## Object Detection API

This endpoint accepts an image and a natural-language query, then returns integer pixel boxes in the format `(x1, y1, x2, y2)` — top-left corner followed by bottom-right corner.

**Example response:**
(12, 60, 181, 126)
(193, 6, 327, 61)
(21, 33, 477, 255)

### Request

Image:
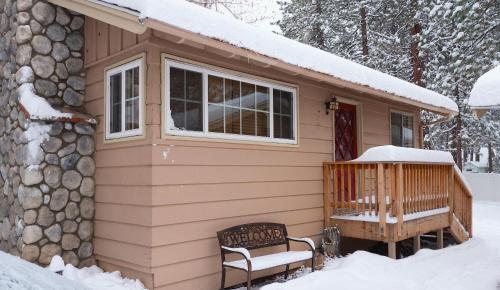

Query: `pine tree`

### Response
(420, 0, 499, 168)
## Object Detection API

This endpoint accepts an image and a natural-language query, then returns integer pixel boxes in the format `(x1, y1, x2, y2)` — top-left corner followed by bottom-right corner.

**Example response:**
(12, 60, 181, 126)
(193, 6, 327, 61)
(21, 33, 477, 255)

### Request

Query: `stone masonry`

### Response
(0, 0, 95, 267)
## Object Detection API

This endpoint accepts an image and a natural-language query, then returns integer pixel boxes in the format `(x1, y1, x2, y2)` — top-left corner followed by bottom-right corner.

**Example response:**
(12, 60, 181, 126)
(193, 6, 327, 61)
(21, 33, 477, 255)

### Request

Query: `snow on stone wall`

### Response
(0, 0, 95, 268)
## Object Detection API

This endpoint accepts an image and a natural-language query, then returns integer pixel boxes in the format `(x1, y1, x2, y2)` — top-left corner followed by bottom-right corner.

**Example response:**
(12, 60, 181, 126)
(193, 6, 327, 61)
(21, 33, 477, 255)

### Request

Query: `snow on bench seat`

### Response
(224, 251, 313, 271)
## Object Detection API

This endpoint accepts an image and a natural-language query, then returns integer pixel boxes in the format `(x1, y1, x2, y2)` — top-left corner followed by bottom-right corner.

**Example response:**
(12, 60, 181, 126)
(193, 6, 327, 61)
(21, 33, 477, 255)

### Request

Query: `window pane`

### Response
(256, 112, 269, 137)
(125, 99, 139, 130)
(225, 79, 240, 107)
(170, 67, 185, 100)
(208, 75, 223, 104)
(281, 115, 293, 139)
(186, 102, 203, 131)
(171, 99, 185, 129)
(242, 109, 256, 136)
(208, 104, 224, 133)
(109, 73, 121, 133)
(391, 112, 402, 146)
(274, 114, 281, 138)
(241, 82, 255, 109)
(273, 89, 280, 113)
(280, 91, 292, 115)
(256, 86, 269, 111)
(125, 67, 139, 100)
(402, 115, 413, 147)
(225, 107, 240, 134)
(186, 70, 202, 102)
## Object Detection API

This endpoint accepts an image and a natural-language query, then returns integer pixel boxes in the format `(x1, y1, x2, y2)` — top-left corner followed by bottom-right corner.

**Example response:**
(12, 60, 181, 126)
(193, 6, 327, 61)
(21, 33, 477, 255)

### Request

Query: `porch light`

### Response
(325, 97, 339, 114)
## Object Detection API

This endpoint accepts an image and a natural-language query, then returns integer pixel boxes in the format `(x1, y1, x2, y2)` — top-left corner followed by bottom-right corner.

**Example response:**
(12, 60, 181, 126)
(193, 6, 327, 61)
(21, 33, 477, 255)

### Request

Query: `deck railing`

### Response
(323, 161, 472, 238)
(452, 168, 473, 236)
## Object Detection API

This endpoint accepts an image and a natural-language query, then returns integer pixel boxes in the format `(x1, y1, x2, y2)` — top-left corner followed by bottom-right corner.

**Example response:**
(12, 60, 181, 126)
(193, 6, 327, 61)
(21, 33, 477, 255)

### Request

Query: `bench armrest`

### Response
(221, 246, 251, 260)
(287, 237, 315, 251)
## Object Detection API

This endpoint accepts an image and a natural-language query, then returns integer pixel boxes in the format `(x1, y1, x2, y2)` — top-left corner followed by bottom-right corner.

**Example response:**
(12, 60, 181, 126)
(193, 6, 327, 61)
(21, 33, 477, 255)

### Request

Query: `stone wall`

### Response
(0, 0, 95, 267)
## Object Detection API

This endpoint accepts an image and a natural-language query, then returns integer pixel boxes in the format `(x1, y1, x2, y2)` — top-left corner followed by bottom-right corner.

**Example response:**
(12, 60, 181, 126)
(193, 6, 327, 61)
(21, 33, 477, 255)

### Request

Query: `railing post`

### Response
(396, 163, 404, 237)
(448, 166, 455, 223)
(377, 163, 386, 237)
(323, 163, 332, 228)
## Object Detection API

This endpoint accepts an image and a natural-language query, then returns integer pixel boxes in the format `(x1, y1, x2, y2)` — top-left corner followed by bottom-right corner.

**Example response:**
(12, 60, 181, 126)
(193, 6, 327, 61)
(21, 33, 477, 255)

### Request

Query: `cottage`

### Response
(0, 0, 472, 289)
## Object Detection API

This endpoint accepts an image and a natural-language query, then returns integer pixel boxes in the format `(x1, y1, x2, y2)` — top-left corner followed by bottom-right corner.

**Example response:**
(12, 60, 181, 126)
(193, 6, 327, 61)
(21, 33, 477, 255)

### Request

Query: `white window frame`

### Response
(164, 58, 298, 145)
(105, 58, 144, 140)
(390, 110, 415, 148)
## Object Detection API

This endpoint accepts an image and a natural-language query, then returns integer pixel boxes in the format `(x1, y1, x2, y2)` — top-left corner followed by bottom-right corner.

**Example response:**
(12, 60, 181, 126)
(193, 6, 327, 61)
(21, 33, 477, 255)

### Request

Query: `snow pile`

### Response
(0, 251, 87, 290)
(46, 256, 147, 290)
(98, 0, 458, 113)
(260, 200, 500, 290)
(350, 145, 455, 164)
(18, 83, 73, 120)
(24, 121, 51, 166)
(468, 65, 500, 108)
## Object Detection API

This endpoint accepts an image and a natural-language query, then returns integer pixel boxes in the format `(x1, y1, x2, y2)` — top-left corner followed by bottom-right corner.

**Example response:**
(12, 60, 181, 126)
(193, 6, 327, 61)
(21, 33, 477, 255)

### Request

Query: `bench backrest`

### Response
(217, 223, 288, 250)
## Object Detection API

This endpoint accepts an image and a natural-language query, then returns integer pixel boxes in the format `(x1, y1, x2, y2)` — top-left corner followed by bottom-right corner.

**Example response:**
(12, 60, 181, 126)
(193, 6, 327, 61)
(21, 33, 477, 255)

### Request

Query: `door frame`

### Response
(333, 97, 363, 161)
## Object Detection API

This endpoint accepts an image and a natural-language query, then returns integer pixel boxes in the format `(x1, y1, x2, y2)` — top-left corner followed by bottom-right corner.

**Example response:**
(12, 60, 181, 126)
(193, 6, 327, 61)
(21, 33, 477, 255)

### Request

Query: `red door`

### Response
(335, 103, 358, 204)
(335, 103, 358, 161)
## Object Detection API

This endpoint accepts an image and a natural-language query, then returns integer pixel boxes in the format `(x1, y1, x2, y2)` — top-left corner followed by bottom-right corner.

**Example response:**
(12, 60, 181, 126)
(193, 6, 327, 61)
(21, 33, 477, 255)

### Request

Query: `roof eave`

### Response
(144, 18, 457, 117)
(50, 0, 457, 117)
(47, 0, 147, 34)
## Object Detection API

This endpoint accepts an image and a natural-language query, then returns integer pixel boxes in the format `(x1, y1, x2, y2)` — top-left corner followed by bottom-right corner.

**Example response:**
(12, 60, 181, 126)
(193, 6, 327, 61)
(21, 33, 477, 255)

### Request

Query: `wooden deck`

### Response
(323, 161, 473, 258)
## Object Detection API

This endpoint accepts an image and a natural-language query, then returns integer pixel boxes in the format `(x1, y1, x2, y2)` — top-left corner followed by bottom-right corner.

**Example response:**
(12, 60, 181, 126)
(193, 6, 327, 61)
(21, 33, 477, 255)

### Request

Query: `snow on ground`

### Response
(469, 65, 500, 109)
(97, 0, 458, 113)
(0, 251, 87, 290)
(61, 263, 146, 290)
(0, 252, 146, 290)
(256, 200, 500, 290)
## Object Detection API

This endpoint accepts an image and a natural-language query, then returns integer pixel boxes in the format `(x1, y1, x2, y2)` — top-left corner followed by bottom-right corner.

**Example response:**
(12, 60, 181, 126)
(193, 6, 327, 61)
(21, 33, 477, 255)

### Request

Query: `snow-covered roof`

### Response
(350, 145, 456, 164)
(468, 65, 500, 109)
(95, 0, 458, 114)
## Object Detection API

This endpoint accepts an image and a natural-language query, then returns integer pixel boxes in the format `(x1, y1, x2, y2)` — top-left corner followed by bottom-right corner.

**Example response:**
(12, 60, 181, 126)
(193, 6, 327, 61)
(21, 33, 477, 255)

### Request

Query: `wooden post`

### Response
(413, 235, 421, 253)
(388, 242, 396, 259)
(396, 163, 404, 238)
(377, 163, 386, 237)
(437, 228, 444, 249)
(323, 164, 332, 228)
(448, 166, 455, 224)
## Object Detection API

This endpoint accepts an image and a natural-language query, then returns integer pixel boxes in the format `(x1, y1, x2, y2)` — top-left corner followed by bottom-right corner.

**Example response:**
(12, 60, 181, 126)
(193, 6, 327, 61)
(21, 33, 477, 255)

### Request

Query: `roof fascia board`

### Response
(47, 0, 147, 34)
(145, 19, 456, 117)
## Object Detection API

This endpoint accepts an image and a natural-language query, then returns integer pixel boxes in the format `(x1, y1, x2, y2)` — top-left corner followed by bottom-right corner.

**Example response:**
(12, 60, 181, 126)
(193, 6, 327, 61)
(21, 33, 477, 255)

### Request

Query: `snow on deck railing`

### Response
(324, 146, 473, 240)
(348, 145, 455, 164)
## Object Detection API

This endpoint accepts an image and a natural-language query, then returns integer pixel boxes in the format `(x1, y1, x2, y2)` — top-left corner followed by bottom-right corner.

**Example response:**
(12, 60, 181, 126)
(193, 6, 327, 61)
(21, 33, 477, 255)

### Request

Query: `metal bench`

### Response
(217, 222, 315, 290)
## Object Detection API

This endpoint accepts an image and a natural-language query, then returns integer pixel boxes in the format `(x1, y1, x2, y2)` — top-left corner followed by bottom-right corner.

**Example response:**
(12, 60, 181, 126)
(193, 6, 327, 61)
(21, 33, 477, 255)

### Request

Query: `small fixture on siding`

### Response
(325, 97, 339, 114)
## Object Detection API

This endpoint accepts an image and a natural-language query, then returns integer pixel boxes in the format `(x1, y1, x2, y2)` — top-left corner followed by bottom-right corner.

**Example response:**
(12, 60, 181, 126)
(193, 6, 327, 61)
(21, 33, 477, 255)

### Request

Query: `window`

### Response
(105, 58, 144, 140)
(165, 59, 297, 144)
(391, 112, 414, 147)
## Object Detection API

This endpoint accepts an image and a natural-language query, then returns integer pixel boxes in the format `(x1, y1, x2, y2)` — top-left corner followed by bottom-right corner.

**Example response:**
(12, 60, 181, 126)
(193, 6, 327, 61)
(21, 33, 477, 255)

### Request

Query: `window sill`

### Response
(164, 129, 298, 146)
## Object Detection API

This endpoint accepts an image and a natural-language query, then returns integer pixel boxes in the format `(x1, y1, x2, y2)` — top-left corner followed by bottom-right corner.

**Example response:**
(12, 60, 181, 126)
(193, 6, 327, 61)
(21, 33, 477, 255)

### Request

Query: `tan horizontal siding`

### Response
(94, 237, 151, 267)
(151, 208, 322, 245)
(95, 220, 152, 246)
(84, 18, 425, 290)
(151, 194, 323, 226)
(150, 180, 322, 205)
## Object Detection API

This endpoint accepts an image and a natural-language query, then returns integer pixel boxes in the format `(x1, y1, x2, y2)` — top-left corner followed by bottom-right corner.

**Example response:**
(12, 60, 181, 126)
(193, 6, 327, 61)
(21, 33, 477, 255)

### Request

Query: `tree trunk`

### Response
(410, 0, 424, 87)
(488, 143, 493, 173)
(311, 0, 325, 48)
(360, 5, 369, 62)
(454, 113, 463, 170)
